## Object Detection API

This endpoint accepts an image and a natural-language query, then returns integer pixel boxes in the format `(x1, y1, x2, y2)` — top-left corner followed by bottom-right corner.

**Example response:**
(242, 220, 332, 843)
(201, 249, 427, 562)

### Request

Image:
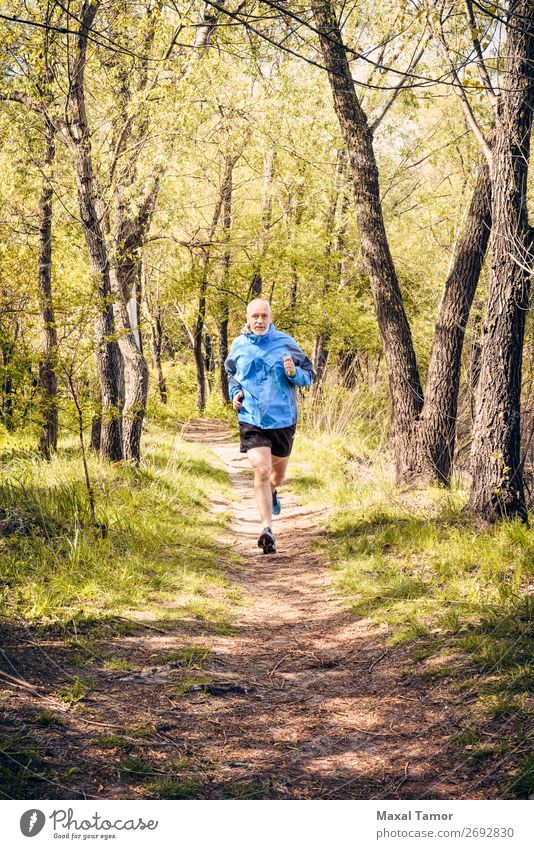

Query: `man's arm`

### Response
(224, 347, 244, 400)
(284, 341, 315, 387)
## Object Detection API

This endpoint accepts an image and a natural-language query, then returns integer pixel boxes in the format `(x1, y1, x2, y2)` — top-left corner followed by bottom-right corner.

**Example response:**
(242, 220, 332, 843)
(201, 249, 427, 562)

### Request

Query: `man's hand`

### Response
(284, 354, 296, 377)
(232, 390, 244, 411)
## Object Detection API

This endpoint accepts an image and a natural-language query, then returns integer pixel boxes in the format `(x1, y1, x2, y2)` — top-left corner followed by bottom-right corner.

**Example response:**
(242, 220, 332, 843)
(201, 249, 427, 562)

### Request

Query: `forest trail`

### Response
(0, 421, 489, 800)
(172, 420, 483, 799)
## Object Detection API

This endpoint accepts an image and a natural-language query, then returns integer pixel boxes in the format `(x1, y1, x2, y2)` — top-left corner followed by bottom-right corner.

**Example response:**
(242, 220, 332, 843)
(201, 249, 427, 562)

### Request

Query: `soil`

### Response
(0, 421, 494, 799)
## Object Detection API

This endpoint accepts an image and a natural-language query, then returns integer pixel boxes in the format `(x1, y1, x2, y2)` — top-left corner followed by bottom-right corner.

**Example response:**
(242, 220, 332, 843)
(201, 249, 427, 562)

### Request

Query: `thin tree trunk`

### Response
(312, 1, 423, 481)
(468, 0, 534, 520)
(219, 303, 230, 403)
(249, 145, 276, 298)
(338, 347, 358, 388)
(151, 314, 167, 404)
(1, 339, 15, 429)
(414, 157, 492, 483)
(112, 182, 158, 461)
(111, 261, 149, 463)
(218, 151, 237, 403)
(37, 116, 58, 459)
(68, 0, 122, 462)
(194, 274, 208, 411)
(313, 148, 346, 386)
(196, 152, 240, 410)
(145, 288, 167, 404)
(288, 181, 305, 313)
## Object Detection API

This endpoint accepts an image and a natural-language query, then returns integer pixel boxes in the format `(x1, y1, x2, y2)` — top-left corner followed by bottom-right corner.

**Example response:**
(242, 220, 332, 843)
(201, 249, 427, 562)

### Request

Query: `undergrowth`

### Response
(0, 422, 238, 628)
(291, 413, 533, 799)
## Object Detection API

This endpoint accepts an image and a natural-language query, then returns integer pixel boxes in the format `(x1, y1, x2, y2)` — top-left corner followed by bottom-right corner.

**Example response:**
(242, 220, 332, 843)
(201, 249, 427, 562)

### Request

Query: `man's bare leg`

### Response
(247, 446, 273, 530)
(271, 454, 290, 492)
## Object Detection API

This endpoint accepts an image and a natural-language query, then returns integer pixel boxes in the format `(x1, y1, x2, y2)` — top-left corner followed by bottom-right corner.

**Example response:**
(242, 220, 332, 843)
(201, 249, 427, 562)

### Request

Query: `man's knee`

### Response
(271, 469, 286, 486)
(253, 463, 271, 482)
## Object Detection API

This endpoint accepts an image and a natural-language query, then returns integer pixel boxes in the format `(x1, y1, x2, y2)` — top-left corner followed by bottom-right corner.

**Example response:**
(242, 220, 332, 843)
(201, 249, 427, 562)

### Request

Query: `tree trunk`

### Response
(468, 306, 483, 422)
(90, 413, 101, 452)
(194, 280, 208, 411)
(149, 305, 167, 404)
(111, 183, 158, 462)
(312, 334, 329, 386)
(288, 181, 305, 313)
(1, 339, 15, 429)
(312, 1, 423, 480)
(218, 151, 236, 403)
(195, 152, 240, 410)
(37, 116, 58, 459)
(68, 0, 122, 462)
(204, 332, 213, 374)
(249, 145, 276, 299)
(111, 261, 149, 463)
(414, 157, 492, 483)
(313, 148, 346, 386)
(219, 305, 230, 403)
(468, 0, 534, 521)
(338, 347, 358, 389)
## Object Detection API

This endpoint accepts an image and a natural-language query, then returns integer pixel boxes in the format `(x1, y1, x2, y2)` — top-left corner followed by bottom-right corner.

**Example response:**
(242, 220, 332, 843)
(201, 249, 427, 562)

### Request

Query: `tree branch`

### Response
(464, 0, 499, 108)
(370, 45, 426, 133)
(437, 22, 493, 165)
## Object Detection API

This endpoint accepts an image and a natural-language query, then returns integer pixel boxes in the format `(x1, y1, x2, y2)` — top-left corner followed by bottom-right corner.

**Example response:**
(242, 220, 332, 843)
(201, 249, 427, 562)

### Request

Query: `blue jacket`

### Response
(224, 323, 315, 429)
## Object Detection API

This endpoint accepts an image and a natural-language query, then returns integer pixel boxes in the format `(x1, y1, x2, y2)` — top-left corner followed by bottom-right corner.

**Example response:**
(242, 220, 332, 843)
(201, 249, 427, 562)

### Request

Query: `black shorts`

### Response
(239, 422, 297, 457)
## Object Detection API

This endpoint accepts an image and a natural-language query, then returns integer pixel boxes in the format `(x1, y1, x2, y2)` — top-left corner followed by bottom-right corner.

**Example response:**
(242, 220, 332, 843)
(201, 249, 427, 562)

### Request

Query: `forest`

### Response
(0, 0, 532, 802)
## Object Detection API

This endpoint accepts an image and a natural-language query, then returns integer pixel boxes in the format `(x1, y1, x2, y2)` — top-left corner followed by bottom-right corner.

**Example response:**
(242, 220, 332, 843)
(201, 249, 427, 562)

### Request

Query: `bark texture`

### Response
(468, 0, 534, 520)
(312, 1, 494, 485)
(414, 157, 492, 483)
(111, 183, 158, 461)
(68, 0, 122, 461)
(312, 1, 423, 479)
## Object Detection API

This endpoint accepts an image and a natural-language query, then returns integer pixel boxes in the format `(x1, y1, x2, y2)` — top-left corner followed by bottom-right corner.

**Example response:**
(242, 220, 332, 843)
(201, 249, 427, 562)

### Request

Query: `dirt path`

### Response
(0, 421, 488, 800)
(165, 420, 482, 799)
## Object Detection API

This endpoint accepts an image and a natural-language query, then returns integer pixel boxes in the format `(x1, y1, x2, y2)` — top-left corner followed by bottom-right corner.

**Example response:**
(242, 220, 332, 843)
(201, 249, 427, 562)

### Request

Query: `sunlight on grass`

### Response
(309, 430, 534, 797)
(0, 424, 240, 628)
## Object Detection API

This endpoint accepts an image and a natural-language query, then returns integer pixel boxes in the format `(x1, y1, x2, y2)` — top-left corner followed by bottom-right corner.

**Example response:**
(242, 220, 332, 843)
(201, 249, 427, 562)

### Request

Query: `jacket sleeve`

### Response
(285, 340, 315, 388)
(224, 346, 243, 400)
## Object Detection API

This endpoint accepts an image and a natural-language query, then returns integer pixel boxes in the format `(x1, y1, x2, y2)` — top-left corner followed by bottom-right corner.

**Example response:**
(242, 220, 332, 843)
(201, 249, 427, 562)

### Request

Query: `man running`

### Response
(224, 299, 315, 554)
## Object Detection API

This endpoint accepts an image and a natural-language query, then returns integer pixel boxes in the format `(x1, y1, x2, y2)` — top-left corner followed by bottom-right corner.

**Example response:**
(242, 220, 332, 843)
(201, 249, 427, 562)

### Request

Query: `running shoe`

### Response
(272, 489, 281, 516)
(258, 527, 276, 554)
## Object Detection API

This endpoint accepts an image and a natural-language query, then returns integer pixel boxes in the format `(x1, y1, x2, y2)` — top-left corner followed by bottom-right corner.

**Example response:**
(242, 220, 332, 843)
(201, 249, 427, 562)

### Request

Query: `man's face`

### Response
(247, 304, 271, 335)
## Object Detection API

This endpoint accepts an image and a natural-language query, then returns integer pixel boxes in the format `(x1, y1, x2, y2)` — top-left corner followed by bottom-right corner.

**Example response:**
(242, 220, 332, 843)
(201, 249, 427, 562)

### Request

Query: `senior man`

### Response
(224, 299, 315, 554)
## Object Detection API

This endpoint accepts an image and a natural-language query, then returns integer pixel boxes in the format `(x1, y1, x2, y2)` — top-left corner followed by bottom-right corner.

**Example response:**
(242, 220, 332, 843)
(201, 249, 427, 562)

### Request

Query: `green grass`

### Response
(55, 676, 89, 705)
(91, 734, 130, 751)
(223, 780, 267, 799)
(31, 710, 67, 729)
(171, 675, 212, 698)
(147, 361, 236, 429)
(289, 413, 533, 798)
(150, 645, 212, 668)
(0, 424, 239, 630)
(0, 734, 48, 797)
(145, 778, 202, 799)
(102, 656, 137, 672)
(118, 755, 155, 778)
